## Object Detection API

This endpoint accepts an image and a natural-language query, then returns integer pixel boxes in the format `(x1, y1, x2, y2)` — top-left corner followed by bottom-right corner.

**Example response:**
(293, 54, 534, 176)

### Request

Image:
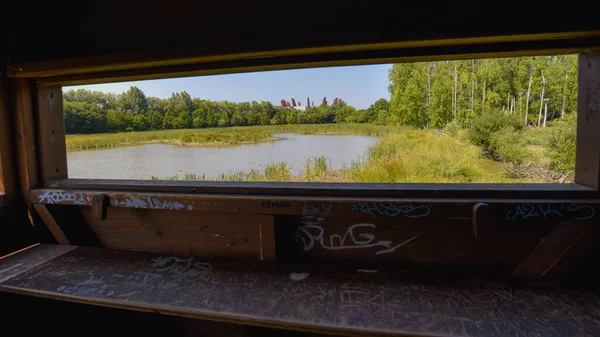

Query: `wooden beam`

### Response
(44, 178, 599, 199)
(36, 84, 67, 182)
(576, 53, 600, 188)
(37, 41, 600, 87)
(91, 194, 108, 221)
(13, 79, 39, 205)
(259, 214, 276, 261)
(32, 204, 70, 245)
(512, 221, 596, 278)
(29, 188, 600, 219)
(0, 76, 17, 202)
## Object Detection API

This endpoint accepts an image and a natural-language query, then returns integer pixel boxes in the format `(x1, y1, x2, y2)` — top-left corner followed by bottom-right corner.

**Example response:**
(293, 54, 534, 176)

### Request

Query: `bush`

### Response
(468, 110, 523, 153)
(443, 121, 460, 138)
(489, 127, 531, 164)
(548, 114, 576, 173)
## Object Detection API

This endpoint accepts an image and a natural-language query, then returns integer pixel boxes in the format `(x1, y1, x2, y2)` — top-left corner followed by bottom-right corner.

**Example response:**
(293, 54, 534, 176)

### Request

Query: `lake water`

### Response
(67, 133, 378, 179)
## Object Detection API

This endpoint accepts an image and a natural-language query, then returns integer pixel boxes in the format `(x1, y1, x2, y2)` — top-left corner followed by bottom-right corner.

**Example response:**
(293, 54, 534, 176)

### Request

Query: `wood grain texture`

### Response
(274, 215, 548, 270)
(1, 245, 600, 337)
(32, 204, 70, 245)
(0, 243, 75, 283)
(36, 84, 67, 182)
(80, 208, 261, 259)
(13, 79, 38, 205)
(576, 53, 600, 188)
(512, 221, 597, 278)
(259, 214, 276, 261)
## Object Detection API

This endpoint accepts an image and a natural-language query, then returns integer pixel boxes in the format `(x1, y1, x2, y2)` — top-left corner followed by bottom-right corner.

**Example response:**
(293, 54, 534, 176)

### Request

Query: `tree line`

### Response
(387, 55, 577, 128)
(63, 87, 381, 134)
(63, 55, 576, 134)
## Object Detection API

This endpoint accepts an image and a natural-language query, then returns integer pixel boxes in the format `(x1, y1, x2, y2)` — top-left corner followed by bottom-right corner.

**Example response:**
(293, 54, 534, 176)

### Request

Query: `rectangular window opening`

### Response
(62, 55, 579, 184)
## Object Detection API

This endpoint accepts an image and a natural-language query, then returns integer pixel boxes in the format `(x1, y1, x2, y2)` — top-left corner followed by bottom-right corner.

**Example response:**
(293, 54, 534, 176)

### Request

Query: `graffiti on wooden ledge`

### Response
(37, 190, 91, 205)
(506, 203, 595, 221)
(302, 203, 333, 216)
(110, 196, 193, 211)
(351, 202, 431, 218)
(296, 217, 418, 256)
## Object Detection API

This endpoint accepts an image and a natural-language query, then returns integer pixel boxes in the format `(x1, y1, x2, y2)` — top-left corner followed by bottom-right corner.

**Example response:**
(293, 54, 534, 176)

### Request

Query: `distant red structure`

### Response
(278, 96, 341, 108)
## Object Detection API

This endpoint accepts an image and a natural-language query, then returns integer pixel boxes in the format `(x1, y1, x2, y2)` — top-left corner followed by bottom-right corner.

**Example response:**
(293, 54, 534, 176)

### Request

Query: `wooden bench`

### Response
(1, 244, 599, 337)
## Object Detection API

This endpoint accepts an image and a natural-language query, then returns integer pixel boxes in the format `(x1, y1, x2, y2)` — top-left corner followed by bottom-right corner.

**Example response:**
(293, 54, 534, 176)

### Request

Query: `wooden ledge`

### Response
(1, 244, 599, 337)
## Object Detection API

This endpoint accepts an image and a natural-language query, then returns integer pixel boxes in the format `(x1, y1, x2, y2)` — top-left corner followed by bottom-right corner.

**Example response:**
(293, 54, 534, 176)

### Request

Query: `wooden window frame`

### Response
(9, 36, 600, 207)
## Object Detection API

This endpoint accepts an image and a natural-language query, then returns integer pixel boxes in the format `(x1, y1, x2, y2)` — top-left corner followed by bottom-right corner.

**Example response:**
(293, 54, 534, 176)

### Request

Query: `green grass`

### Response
(342, 130, 518, 183)
(152, 162, 293, 182)
(521, 127, 554, 147)
(66, 124, 403, 150)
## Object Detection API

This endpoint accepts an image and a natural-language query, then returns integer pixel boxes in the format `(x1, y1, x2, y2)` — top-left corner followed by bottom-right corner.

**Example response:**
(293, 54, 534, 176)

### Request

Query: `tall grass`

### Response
(303, 156, 329, 181)
(152, 162, 293, 182)
(343, 130, 515, 183)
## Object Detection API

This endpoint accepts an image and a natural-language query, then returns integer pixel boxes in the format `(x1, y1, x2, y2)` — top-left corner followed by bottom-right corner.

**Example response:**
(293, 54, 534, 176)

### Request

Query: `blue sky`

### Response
(65, 64, 392, 109)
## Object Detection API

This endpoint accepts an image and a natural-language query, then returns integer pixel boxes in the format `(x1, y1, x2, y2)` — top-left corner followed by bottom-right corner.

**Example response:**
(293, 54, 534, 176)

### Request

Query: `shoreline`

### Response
(67, 137, 284, 151)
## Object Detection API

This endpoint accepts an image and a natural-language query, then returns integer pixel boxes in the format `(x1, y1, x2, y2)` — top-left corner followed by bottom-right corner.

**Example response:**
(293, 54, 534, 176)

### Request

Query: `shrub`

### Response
(548, 114, 576, 173)
(443, 121, 460, 138)
(489, 127, 531, 164)
(468, 110, 522, 153)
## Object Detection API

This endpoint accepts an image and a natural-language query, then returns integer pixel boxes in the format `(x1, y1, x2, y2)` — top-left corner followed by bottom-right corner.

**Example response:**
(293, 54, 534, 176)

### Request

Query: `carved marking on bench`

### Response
(351, 202, 431, 218)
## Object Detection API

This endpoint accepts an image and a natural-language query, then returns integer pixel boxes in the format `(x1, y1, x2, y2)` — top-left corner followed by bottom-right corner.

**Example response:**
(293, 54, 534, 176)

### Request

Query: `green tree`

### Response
(106, 110, 130, 132)
(145, 110, 163, 130)
(131, 114, 149, 131)
(118, 86, 149, 115)
(63, 102, 107, 134)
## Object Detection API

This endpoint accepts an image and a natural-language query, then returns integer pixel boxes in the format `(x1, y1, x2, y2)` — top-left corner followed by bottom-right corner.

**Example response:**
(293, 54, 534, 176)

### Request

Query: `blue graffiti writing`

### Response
(302, 203, 333, 216)
(351, 202, 431, 218)
(506, 203, 595, 221)
(567, 204, 596, 221)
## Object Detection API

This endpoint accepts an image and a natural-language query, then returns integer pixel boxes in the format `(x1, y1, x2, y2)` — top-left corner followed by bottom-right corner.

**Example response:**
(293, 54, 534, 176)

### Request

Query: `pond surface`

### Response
(67, 133, 378, 179)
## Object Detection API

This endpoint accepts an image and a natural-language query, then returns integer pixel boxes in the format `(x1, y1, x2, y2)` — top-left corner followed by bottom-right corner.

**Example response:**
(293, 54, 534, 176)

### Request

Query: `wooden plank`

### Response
(29, 188, 600, 219)
(80, 208, 261, 259)
(44, 179, 599, 199)
(10, 31, 598, 79)
(32, 204, 70, 245)
(36, 84, 67, 182)
(37, 42, 598, 87)
(274, 215, 545, 269)
(91, 194, 108, 221)
(259, 214, 276, 261)
(576, 53, 600, 188)
(0, 243, 76, 283)
(1, 245, 600, 337)
(512, 221, 597, 278)
(0, 76, 17, 202)
(13, 79, 39, 205)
